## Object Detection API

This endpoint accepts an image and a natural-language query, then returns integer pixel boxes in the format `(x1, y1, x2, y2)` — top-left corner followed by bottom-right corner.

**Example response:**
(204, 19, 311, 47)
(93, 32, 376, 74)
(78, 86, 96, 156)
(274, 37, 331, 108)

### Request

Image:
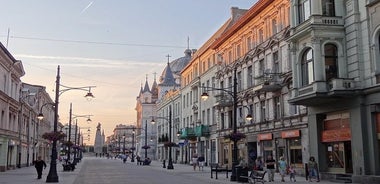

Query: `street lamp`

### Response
(45, 65, 95, 183)
(200, 67, 244, 181)
(131, 130, 135, 162)
(151, 106, 174, 170)
(122, 133, 126, 156)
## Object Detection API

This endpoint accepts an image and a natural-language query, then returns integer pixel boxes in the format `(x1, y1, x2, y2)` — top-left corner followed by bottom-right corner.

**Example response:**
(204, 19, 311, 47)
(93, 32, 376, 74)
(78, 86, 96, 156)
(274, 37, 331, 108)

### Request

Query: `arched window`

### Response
(301, 48, 314, 86)
(324, 44, 338, 80)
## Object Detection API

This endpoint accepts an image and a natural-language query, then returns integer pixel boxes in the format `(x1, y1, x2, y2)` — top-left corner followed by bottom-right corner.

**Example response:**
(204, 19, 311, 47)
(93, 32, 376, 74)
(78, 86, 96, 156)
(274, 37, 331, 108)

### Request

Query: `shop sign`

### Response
(322, 128, 351, 142)
(258, 133, 272, 141)
(281, 130, 300, 138)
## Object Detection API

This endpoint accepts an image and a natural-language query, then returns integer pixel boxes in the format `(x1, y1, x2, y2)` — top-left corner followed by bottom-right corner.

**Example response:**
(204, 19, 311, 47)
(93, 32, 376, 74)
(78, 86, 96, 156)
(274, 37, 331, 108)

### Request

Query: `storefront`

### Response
(281, 130, 303, 167)
(258, 133, 273, 159)
(321, 112, 352, 173)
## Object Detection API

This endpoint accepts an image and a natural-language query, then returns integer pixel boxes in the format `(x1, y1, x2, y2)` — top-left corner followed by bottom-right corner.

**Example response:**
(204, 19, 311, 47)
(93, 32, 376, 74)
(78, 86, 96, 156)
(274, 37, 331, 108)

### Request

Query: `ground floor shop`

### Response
(309, 98, 380, 183)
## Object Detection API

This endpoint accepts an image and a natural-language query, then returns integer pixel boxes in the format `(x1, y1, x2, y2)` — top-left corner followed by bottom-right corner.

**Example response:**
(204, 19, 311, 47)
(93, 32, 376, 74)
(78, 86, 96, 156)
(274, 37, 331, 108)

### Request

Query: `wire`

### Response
(8, 35, 187, 49)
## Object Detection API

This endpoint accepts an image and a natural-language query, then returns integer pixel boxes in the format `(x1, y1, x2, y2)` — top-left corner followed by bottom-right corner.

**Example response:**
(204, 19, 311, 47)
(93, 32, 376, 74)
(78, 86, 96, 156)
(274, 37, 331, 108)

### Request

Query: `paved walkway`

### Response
(0, 156, 351, 184)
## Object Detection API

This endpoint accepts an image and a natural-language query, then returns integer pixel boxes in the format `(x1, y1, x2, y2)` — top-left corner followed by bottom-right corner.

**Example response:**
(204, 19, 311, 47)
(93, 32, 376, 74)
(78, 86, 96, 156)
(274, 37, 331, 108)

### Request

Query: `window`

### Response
(322, 0, 335, 16)
(301, 48, 314, 86)
(237, 44, 241, 58)
(228, 51, 232, 64)
(324, 44, 338, 81)
(273, 51, 279, 73)
(221, 112, 225, 129)
(208, 58, 211, 68)
(247, 37, 252, 51)
(274, 96, 281, 120)
(260, 100, 266, 122)
(237, 71, 242, 91)
(272, 19, 278, 35)
(259, 59, 265, 76)
(298, 0, 311, 23)
(247, 66, 253, 87)
(259, 29, 264, 43)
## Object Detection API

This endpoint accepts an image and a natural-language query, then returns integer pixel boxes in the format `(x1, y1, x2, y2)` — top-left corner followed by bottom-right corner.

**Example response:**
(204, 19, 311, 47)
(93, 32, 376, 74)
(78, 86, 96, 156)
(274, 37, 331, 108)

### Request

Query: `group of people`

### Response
(191, 154, 205, 171)
(254, 155, 319, 182)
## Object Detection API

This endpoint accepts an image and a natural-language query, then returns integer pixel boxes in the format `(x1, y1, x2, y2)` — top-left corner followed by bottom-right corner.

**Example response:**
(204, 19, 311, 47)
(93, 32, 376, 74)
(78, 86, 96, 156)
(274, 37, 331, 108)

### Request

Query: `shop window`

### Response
(289, 139, 303, 164)
(322, 0, 335, 16)
(324, 44, 338, 81)
(326, 142, 345, 168)
(263, 140, 273, 159)
(301, 48, 314, 86)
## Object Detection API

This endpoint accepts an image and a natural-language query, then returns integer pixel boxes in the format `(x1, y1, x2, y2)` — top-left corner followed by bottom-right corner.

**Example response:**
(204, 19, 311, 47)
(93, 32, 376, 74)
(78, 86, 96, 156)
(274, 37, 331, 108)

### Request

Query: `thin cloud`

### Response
(15, 54, 164, 68)
(80, 1, 94, 14)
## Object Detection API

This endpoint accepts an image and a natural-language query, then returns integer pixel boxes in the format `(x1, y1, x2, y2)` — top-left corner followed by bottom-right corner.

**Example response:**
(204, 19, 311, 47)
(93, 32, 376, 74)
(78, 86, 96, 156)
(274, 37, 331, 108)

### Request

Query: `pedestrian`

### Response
(289, 164, 296, 182)
(278, 156, 288, 182)
(33, 156, 47, 179)
(265, 155, 275, 182)
(197, 155, 205, 171)
(308, 156, 320, 182)
(254, 156, 264, 171)
(192, 154, 198, 171)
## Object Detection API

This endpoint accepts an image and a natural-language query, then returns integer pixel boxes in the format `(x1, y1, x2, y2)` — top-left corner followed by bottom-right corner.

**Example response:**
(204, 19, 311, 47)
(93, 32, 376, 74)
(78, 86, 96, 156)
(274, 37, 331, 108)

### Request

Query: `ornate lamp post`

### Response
(42, 65, 95, 183)
(122, 134, 126, 156)
(151, 106, 173, 170)
(200, 67, 251, 181)
(131, 130, 135, 162)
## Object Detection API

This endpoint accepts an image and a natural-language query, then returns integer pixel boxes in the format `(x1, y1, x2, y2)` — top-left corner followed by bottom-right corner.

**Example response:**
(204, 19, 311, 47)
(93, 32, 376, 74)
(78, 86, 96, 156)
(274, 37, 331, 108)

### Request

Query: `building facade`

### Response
(288, 0, 380, 182)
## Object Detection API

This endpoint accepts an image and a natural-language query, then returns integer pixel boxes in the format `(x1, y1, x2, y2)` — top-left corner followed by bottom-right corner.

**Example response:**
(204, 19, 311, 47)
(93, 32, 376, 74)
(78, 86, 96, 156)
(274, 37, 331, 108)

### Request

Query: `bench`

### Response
(62, 163, 75, 171)
(210, 164, 231, 179)
(241, 170, 266, 184)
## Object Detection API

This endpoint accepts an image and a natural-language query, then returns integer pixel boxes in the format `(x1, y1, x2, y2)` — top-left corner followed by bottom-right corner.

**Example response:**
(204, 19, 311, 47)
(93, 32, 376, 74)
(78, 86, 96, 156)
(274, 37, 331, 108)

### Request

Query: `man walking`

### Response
(33, 156, 47, 179)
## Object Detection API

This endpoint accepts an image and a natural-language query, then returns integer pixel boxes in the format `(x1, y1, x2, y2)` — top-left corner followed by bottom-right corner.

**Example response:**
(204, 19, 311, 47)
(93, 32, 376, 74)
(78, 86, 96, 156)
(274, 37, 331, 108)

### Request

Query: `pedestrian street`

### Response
(0, 155, 357, 184)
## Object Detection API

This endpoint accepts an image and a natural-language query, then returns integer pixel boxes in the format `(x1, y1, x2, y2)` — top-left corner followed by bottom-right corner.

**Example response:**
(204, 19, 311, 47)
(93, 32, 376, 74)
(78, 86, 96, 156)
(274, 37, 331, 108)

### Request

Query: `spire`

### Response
(139, 82, 143, 94)
(143, 75, 150, 92)
(185, 37, 192, 57)
(151, 72, 158, 96)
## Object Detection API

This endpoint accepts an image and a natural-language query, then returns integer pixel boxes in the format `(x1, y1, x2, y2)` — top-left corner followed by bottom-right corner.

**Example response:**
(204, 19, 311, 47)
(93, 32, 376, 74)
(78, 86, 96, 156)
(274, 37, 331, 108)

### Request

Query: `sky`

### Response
(0, 0, 256, 145)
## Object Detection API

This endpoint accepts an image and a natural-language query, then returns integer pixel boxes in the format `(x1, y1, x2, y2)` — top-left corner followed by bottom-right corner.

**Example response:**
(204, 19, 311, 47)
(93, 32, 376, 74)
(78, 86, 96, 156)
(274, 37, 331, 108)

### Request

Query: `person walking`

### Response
(278, 156, 288, 182)
(197, 155, 205, 171)
(192, 154, 198, 171)
(308, 156, 320, 182)
(289, 164, 296, 182)
(265, 155, 276, 182)
(33, 156, 47, 179)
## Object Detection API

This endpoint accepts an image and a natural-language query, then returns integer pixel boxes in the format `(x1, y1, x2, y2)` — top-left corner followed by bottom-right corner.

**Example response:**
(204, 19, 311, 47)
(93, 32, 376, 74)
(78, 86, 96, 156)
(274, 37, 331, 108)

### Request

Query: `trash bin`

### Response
(235, 166, 249, 182)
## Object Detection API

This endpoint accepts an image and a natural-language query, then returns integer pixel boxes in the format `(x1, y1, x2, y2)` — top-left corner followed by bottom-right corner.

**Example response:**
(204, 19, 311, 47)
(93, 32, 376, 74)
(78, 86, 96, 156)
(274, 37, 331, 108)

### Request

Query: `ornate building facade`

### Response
(288, 0, 380, 182)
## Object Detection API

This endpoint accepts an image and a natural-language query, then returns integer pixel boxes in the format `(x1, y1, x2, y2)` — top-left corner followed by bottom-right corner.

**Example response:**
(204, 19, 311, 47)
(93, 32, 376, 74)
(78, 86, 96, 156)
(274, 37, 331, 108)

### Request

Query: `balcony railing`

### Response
(180, 127, 195, 139)
(195, 125, 210, 137)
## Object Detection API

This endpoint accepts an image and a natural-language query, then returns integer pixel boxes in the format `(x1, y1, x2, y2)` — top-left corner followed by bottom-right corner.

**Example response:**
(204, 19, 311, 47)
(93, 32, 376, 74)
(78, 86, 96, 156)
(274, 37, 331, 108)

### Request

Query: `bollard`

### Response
(163, 160, 166, 168)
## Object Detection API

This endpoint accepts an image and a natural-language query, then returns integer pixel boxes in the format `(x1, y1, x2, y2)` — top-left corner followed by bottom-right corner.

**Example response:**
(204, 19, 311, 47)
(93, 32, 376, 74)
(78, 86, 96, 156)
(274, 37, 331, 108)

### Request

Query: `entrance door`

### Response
(344, 142, 353, 173)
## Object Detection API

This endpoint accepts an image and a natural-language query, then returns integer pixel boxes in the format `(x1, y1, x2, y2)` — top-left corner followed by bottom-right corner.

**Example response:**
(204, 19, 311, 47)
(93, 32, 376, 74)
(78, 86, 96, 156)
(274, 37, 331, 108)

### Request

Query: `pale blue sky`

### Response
(0, 0, 255, 144)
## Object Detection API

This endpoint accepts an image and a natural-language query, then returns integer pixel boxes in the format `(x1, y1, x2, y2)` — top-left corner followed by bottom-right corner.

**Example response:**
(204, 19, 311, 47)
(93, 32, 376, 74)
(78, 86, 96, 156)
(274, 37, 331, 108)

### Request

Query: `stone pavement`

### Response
(0, 155, 351, 184)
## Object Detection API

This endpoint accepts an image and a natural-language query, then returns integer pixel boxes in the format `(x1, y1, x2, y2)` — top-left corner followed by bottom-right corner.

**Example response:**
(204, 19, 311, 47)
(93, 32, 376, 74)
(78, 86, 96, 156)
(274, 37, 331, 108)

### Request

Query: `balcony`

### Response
(180, 127, 195, 139)
(289, 78, 357, 106)
(214, 92, 233, 107)
(290, 15, 344, 40)
(195, 125, 210, 137)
